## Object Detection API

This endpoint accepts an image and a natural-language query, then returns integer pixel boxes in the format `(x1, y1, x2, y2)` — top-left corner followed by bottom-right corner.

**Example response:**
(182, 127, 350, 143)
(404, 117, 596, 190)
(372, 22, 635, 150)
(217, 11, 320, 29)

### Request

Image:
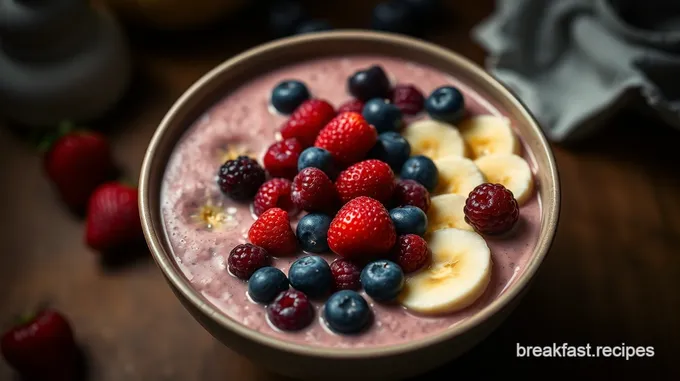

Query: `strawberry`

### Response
(327, 196, 396, 260)
(335, 159, 395, 205)
(314, 112, 377, 167)
(85, 182, 143, 252)
(291, 167, 339, 213)
(248, 208, 298, 256)
(281, 99, 336, 147)
(43, 125, 115, 211)
(1, 308, 78, 381)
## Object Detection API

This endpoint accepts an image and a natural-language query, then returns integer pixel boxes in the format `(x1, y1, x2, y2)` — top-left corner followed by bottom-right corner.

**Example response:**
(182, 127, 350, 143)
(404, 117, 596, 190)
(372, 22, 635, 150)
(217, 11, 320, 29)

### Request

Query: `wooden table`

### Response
(1, 1, 678, 379)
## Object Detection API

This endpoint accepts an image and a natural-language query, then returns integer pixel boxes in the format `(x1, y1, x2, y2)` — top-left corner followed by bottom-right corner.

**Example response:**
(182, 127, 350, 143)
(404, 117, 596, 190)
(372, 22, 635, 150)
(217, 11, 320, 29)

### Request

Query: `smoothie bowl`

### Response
(139, 31, 560, 380)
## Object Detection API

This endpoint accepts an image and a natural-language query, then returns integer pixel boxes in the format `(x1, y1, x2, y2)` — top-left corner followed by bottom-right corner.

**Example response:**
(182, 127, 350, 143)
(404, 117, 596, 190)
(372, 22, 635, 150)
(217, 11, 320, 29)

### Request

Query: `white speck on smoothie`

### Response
(227, 207, 238, 214)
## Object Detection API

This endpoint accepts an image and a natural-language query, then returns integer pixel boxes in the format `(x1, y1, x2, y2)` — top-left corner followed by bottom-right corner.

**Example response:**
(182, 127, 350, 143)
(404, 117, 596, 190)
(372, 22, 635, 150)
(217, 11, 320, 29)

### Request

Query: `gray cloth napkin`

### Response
(471, 0, 680, 142)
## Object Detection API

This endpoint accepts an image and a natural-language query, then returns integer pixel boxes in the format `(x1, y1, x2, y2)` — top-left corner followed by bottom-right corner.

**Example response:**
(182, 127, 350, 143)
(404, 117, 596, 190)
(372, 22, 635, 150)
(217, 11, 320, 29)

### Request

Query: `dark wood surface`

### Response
(1, 0, 678, 379)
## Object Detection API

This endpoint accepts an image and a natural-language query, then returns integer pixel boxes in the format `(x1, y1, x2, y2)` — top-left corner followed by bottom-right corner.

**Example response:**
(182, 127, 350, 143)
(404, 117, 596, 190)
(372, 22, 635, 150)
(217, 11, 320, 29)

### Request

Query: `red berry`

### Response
(44, 130, 115, 211)
(291, 167, 339, 213)
(248, 208, 298, 256)
(330, 258, 361, 290)
(85, 182, 142, 252)
(227, 243, 270, 279)
(393, 179, 431, 212)
(281, 99, 336, 147)
(1, 308, 78, 380)
(337, 99, 365, 113)
(390, 84, 425, 115)
(464, 183, 519, 235)
(267, 290, 314, 331)
(314, 112, 377, 166)
(253, 178, 296, 216)
(335, 159, 395, 205)
(263, 138, 304, 180)
(391, 234, 430, 273)
(327, 196, 396, 260)
(217, 156, 266, 201)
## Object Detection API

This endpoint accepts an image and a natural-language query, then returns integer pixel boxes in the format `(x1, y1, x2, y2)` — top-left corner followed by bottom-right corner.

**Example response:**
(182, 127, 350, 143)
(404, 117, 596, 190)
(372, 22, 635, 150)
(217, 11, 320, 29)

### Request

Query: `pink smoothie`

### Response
(160, 56, 542, 348)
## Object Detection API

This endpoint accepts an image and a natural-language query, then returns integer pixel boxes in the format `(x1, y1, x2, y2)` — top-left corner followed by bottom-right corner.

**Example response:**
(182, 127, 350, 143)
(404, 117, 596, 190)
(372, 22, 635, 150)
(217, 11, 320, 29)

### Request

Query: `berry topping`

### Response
(337, 99, 365, 114)
(248, 208, 298, 256)
(291, 167, 339, 213)
(362, 98, 403, 133)
(281, 99, 336, 147)
(263, 138, 304, 180)
(228, 243, 271, 280)
(330, 258, 362, 291)
(217, 156, 266, 201)
(297, 146, 335, 177)
(253, 178, 296, 216)
(314, 112, 378, 166)
(390, 84, 425, 115)
(347, 65, 391, 101)
(425, 86, 465, 124)
(267, 0, 308, 37)
(391, 234, 430, 273)
(296, 213, 333, 253)
(335, 159, 395, 205)
(360, 260, 405, 302)
(248, 267, 290, 304)
(463, 183, 519, 235)
(392, 179, 431, 212)
(389, 206, 428, 236)
(368, 131, 411, 172)
(267, 290, 314, 331)
(85, 182, 142, 253)
(400, 155, 438, 192)
(271, 80, 310, 114)
(296, 19, 333, 34)
(288, 255, 333, 298)
(371, 1, 417, 35)
(327, 196, 397, 260)
(323, 290, 371, 334)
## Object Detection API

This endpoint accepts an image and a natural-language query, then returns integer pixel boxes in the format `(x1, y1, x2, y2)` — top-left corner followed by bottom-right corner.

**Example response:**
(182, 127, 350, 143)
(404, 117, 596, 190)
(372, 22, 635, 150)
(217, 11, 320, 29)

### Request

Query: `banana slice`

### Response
(433, 156, 485, 196)
(402, 120, 467, 160)
(427, 194, 474, 234)
(459, 115, 520, 159)
(399, 228, 491, 314)
(474, 153, 534, 205)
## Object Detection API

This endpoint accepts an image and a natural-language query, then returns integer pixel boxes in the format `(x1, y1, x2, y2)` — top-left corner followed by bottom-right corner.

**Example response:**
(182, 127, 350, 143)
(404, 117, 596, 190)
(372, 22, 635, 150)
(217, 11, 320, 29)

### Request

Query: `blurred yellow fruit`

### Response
(105, 0, 247, 29)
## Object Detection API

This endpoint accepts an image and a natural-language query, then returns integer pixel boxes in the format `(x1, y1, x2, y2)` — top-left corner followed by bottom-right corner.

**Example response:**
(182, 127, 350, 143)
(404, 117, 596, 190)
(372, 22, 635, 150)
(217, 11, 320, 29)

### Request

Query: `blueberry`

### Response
(347, 65, 391, 101)
(362, 98, 403, 133)
(360, 260, 404, 302)
(296, 19, 333, 34)
(268, 1, 308, 37)
(271, 80, 310, 114)
(400, 155, 438, 192)
(248, 267, 290, 304)
(297, 147, 334, 176)
(296, 213, 333, 253)
(425, 86, 465, 124)
(368, 132, 411, 171)
(323, 290, 372, 334)
(371, 1, 417, 35)
(288, 255, 333, 298)
(389, 206, 428, 236)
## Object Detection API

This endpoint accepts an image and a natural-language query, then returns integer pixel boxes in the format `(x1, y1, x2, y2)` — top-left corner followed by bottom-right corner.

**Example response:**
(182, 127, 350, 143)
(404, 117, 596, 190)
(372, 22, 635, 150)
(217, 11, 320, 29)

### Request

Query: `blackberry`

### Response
(217, 156, 266, 201)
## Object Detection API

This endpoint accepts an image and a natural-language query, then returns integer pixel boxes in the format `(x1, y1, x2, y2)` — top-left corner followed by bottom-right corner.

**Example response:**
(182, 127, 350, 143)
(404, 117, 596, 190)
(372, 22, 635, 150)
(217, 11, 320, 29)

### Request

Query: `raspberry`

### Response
(392, 179, 430, 212)
(314, 112, 377, 166)
(217, 156, 266, 201)
(327, 196, 396, 260)
(337, 99, 365, 113)
(390, 84, 425, 115)
(248, 208, 298, 256)
(263, 138, 304, 180)
(464, 183, 519, 235)
(253, 178, 296, 216)
(330, 258, 361, 290)
(227, 243, 270, 279)
(335, 159, 395, 205)
(391, 234, 430, 273)
(267, 290, 314, 331)
(281, 99, 336, 147)
(291, 167, 339, 213)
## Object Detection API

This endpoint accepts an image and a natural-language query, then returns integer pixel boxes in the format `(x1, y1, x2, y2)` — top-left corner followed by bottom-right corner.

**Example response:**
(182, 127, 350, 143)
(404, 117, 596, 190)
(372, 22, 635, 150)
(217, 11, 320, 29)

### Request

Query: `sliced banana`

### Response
(402, 120, 467, 160)
(427, 194, 474, 234)
(474, 153, 534, 205)
(459, 115, 520, 159)
(399, 228, 491, 314)
(433, 156, 485, 196)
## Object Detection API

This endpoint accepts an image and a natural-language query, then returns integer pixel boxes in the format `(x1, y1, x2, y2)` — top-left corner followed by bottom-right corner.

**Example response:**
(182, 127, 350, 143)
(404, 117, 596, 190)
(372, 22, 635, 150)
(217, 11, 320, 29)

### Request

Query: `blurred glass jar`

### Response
(105, 0, 248, 29)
